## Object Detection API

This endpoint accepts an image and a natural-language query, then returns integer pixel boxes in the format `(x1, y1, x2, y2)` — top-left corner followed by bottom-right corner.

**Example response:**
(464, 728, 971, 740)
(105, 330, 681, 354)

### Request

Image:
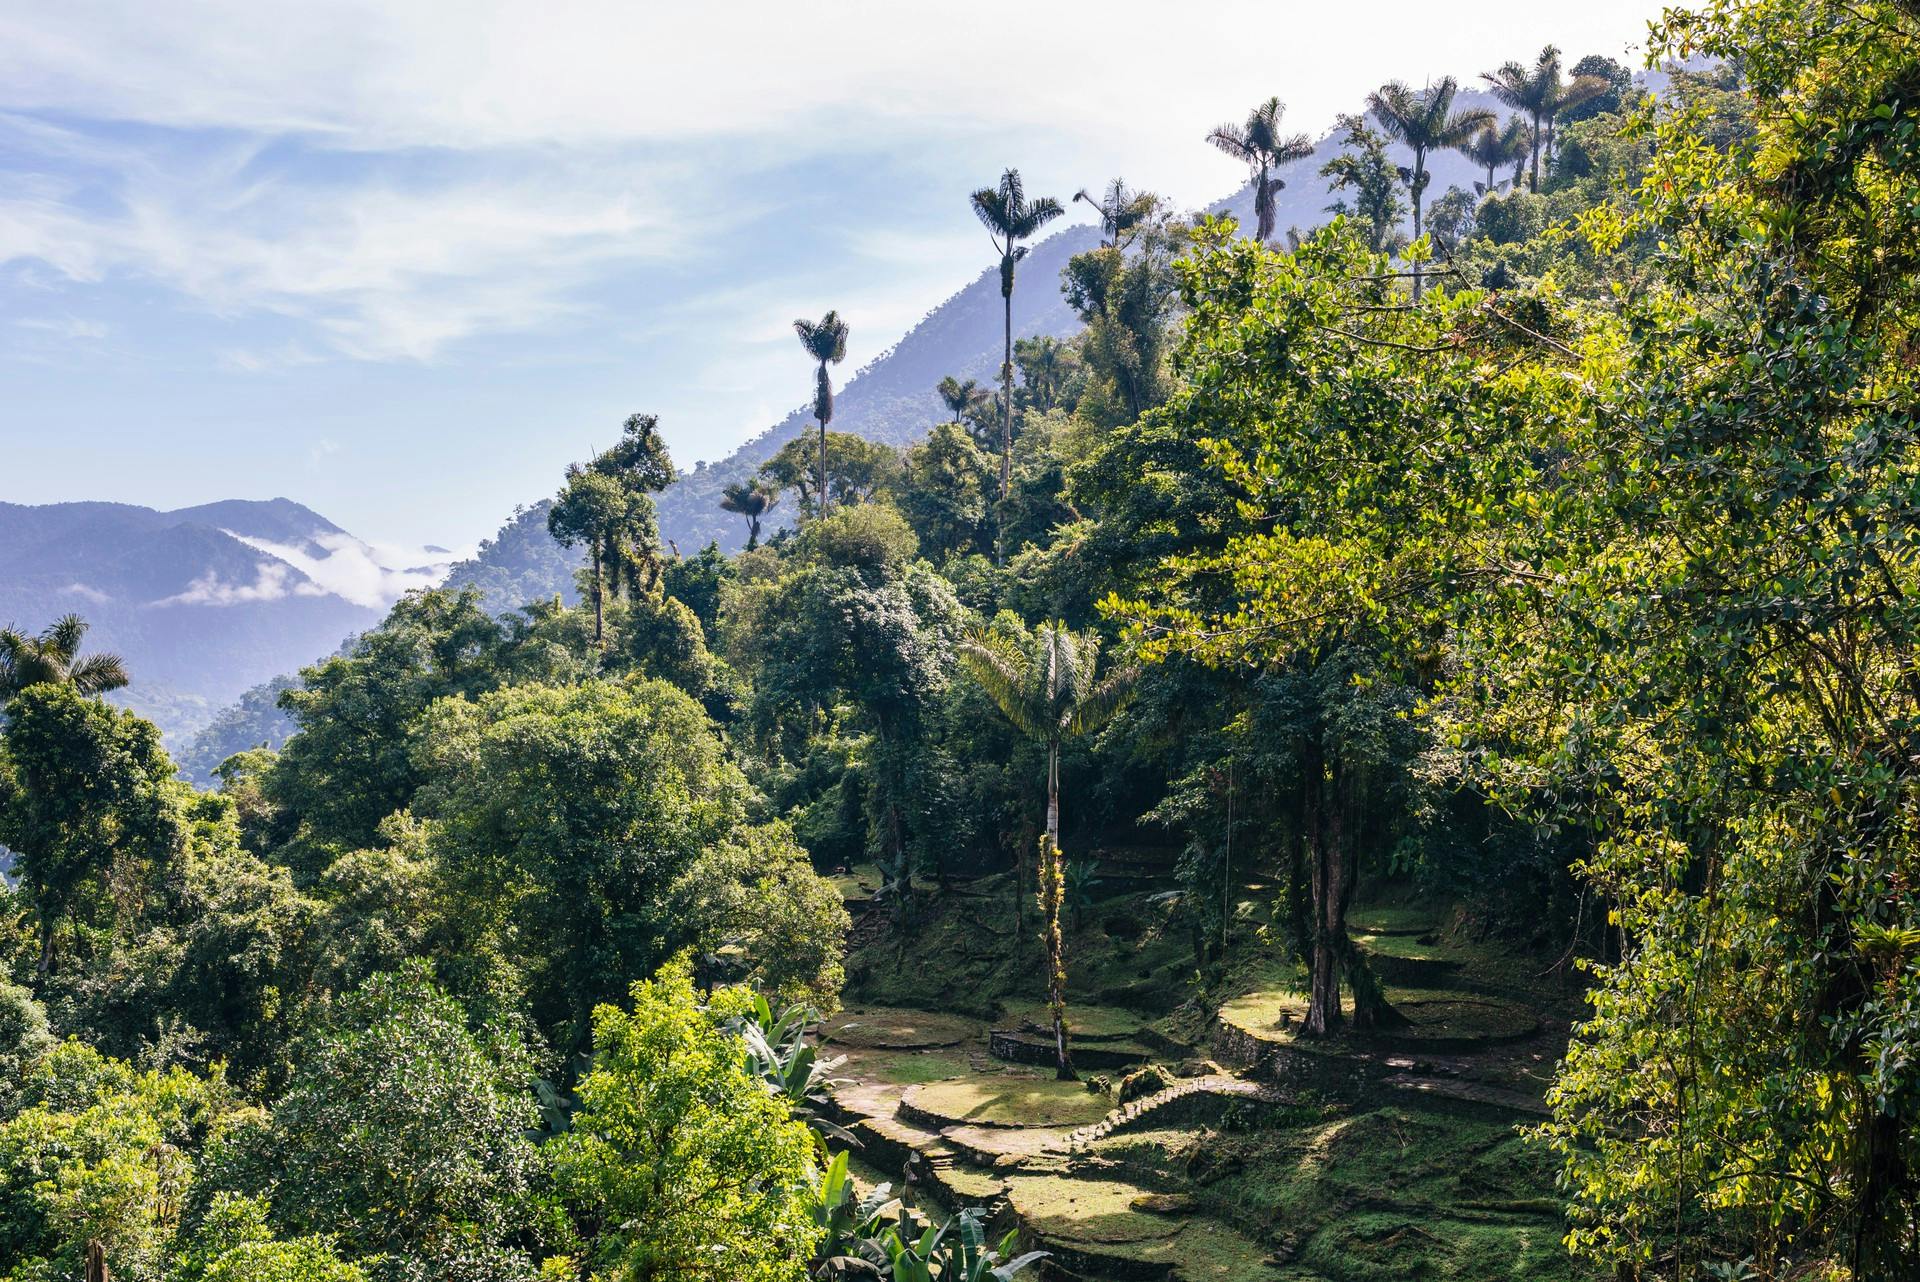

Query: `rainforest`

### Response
(2, 1, 1918, 1279)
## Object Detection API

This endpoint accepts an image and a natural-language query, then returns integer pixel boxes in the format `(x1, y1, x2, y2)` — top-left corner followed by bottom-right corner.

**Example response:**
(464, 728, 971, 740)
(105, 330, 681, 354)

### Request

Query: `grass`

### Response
(998, 1000, 1145, 1040)
(828, 861, 885, 898)
(822, 1006, 981, 1049)
(901, 1077, 1116, 1128)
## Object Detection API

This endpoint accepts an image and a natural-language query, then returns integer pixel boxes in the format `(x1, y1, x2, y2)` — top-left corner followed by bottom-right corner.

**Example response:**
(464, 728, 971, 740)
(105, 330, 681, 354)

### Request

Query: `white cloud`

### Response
(0, 116, 707, 361)
(150, 559, 319, 607)
(61, 581, 110, 603)
(227, 530, 453, 608)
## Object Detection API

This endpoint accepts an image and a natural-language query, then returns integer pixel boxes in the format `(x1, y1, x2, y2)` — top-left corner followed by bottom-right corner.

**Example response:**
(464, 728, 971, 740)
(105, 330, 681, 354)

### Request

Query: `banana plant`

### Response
(812, 1149, 897, 1277)
(863, 1207, 1046, 1282)
(734, 992, 858, 1150)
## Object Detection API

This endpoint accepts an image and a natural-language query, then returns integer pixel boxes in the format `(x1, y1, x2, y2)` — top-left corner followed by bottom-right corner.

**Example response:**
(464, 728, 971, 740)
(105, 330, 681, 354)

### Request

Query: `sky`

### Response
(0, 0, 1670, 551)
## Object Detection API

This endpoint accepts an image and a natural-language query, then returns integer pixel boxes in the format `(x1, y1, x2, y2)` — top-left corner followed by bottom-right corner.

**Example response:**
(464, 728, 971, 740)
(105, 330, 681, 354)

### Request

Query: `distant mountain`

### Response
(0, 498, 453, 741)
(441, 500, 583, 616)
(656, 92, 1507, 553)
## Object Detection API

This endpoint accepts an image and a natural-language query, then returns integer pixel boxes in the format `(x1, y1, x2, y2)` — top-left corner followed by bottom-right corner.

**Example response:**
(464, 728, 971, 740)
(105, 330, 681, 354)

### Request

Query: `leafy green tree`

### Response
(414, 678, 747, 1053)
(758, 432, 898, 518)
(1560, 53, 1631, 123)
(0, 685, 183, 978)
(1319, 114, 1408, 253)
(1062, 210, 1184, 424)
(550, 960, 820, 1282)
(0, 614, 128, 704)
(0, 979, 52, 1118)
(1205, 97, 1315, 245)
(958, 620, 1135, 1078)
(897, 422, 994, 562)
(174, 1195, 366, 1282)
(0, 1041, 241, 1281)
(662, 541, 736, 637)
(970, 169, 1064, 505)
(550, 465, 639, 648)
(267, 589, 507, 861)
(211, 968, 540, 1278)
(1365, 77, 1493, 298)
(794, 311, 851, 518)
(1012, 335, 1081, 414)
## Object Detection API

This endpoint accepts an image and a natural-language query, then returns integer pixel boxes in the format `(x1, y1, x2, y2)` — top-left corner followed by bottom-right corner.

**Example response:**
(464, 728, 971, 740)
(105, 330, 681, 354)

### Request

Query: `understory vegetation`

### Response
(3, 2, 1918, 1279)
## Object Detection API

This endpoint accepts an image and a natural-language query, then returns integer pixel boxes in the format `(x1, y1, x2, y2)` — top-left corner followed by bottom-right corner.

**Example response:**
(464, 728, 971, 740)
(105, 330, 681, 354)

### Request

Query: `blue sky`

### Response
(0, 0, 1667, 551)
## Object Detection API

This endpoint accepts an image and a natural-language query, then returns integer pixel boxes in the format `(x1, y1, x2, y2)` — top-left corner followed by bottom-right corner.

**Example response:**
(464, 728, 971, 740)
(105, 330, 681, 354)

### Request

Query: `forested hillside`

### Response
(2, 6, 1916, 1282)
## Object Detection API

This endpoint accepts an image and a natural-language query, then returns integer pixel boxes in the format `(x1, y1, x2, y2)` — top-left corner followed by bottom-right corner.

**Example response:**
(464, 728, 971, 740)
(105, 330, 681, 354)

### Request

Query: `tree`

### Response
(549, 465, 637, 648)
(958, 621, 1135, 1078)
(1206, 97, 1315, 245)
(1463, 117, 1532, 196)
(1561, 54, 1630, 123)
(794, 310, 850, 518)
(970, 169, 1064, 510)
(898, 423, 994, 562)
(1013, 335, 1080, 414)
(0, 1041, 241, 1280)
(1483, 46, 1608, 191)
(1366, 77, 1494, 298)
(213, 968, 541, 1275)
(0, 685, 183, 978)
(936, 375, 987, 426)
(1320, 114, 1409, 253)
(414, 678, 748, 1055)
(1072, 177, 1158, 249)
(0, 615, 128, 705)
(758, 433, 897, 517)
(720, 480, 778, 550)
(550, 959, 821, 1282)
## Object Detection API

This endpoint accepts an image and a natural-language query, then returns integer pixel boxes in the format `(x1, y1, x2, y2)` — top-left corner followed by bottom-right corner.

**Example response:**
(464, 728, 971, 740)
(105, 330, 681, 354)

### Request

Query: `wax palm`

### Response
(1072, 177, 1159, 249)
(719, 479, 778, 550)
(971, 169, 1064, 510)
(959, 622, 1137, 1079)
(1483, 46, 1605, 192)
(0, 615, 129, 703)
(794, 310, 850, 518)
(1366, 78, 1494, 299)
(1206, 97, 1315, 244)
(1465, 117, 1532, 196)
(936, 375, 987, 425)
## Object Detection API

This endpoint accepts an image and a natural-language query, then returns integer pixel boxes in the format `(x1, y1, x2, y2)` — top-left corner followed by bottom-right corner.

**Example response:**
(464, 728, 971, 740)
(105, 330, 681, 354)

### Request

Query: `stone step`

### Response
(1066, 1074, 1290, 1149)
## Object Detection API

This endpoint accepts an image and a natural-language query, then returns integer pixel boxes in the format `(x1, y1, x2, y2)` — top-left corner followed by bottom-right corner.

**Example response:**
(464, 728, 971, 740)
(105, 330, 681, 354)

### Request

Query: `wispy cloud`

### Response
(16, 315, 108, 339)
(0, 116, 709, 361)
(228, 530, 451, 608)
(150, 560, 320, 607)
(61, 581, 110, 603)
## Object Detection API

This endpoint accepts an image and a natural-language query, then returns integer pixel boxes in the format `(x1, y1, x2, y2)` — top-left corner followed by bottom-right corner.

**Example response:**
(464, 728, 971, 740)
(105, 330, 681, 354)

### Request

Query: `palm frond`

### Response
(956, 635, 1048, 740)
(1065, 663, 1138, 739)
(46, 614, 87, 661)
(68, 653, 129, 696)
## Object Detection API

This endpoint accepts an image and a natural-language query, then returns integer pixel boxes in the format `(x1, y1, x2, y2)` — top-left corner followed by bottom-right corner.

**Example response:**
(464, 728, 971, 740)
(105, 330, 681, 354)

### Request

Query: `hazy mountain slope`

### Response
(440, 499, 583, 615)
(657, 93, 1508, 552)
(0, 500, 393, 740)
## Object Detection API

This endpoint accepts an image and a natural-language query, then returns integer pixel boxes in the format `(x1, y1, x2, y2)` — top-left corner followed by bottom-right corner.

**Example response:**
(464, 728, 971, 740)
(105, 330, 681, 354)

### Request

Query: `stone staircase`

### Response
(1066, 1074, 1291, 1150)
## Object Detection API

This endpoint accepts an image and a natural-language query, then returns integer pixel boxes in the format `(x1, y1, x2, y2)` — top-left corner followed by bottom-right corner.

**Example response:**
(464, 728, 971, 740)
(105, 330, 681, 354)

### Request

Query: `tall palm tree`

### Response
(0, 615, 128, 704)
(958, 622, 1137, 1080)
(970, 169, 1064, 512)
(1206, 97, 1315, 244)
(1072, 178, 1159, 249)
(1465, 117, 1533, 196)
(1366, 78, 1494, 299)
(1483, 46, 1604, 192)
(936, 375, 987, 426)
(719, 479, 778, 550)
(793, 311, 850, 518)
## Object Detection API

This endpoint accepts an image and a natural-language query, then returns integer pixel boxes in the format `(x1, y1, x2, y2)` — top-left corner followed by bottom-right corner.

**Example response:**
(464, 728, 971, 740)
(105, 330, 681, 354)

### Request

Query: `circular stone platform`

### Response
(821, 1007, 982, 1050)
(899, 1078, 1116, 1130)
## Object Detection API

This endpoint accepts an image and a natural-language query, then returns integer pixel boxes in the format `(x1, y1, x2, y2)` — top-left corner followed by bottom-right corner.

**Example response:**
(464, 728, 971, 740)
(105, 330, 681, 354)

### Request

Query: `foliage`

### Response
(550, 960, 821, 1282)
(209, 967, 541, 1278)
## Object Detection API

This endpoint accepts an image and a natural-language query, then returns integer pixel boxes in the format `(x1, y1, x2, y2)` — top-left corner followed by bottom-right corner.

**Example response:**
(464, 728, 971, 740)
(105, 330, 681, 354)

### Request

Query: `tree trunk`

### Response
(1411, 150, 1427, 302)
(590, 544, 604, 648)
(817, 409, 830, 518)
(1530, 111, 1542, 192)
(1036, 830, 1075, 1081)
(35, 914, 55, 979)
(1000, 287, 1014, 502)
(1302, 742, 1342, 1036)
(85, 1239, 109, 1282)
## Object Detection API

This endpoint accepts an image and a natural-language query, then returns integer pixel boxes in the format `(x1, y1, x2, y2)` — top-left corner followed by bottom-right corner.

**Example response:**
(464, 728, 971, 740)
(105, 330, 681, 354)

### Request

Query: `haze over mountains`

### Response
(0, 498, 451, 738)
(4, 89, 1512, 758)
